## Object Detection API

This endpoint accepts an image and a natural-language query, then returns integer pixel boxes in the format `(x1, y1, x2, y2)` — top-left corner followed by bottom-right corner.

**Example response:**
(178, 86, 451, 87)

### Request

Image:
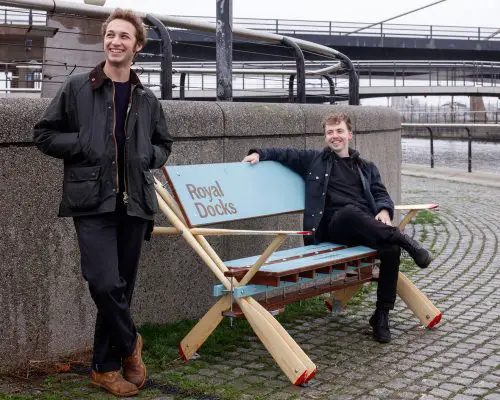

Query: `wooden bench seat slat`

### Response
(224, 242, 345, 268)
(225, 245, 377, 277)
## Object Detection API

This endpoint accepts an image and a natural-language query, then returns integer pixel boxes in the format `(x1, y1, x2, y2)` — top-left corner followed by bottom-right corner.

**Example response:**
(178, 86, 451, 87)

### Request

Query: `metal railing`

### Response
(165, 15, 500, 41)
(401, 122, 500, 173)
(0, 0, 360, 104)
(2, 5, 500, 41)
(401, 111, 500, 124)
(0, 5, 45, 24)
(355, 60, 500, 89)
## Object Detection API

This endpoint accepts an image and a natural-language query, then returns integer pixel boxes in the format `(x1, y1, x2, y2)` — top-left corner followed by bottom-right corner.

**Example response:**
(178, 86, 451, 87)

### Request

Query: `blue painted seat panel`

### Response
(229, 245, 376, 274)
(224, 242, 345, 268)
(164, 161, 305, 226)
(213, 263, 375, 298)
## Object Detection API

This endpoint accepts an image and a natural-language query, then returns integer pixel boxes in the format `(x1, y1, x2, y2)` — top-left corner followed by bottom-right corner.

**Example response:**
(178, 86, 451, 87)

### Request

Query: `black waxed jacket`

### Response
(33, 62, 173, 220)
(251, 147, 394, 245)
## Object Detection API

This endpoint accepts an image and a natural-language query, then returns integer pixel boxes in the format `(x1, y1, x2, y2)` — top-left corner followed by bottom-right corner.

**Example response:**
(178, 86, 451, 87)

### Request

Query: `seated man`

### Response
(242, 112, 432, 343)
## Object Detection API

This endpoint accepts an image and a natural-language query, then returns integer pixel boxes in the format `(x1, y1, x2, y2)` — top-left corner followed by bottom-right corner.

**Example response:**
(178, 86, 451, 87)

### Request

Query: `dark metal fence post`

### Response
(145, 15, 173, 100)
(349, 69, 360, 105)
(322, 75, 335, 104)
(216, 0, 233, 101)
(426, 127, 434, 168)
(466, 127, 472, 173)
(180, 72, 186, 100)
(282, 37, 305, 103)
(288, 74, 295, 103)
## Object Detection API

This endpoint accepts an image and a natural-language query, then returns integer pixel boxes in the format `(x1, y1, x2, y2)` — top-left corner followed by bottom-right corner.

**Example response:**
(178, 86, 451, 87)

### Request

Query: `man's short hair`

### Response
(322, 113, 353, 132)
(101, 8, 147, 47)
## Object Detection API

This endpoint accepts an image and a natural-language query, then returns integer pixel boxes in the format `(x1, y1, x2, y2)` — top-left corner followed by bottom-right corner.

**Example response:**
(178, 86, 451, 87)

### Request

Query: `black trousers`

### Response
(73, 212, 149, 372)
(322, 204, 401, 310)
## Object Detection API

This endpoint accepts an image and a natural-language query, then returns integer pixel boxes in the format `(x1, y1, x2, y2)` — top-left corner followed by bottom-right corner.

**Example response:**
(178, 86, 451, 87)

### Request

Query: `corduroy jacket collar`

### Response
(89, 61, 143, 90)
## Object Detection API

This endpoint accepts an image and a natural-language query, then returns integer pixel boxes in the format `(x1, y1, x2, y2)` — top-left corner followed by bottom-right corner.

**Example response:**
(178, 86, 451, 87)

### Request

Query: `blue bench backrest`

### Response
(163, 161, 305, 227)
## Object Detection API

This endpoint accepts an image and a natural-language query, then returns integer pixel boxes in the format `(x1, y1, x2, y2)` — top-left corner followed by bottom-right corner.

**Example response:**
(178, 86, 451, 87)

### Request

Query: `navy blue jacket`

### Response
(252, 147, 394, 245)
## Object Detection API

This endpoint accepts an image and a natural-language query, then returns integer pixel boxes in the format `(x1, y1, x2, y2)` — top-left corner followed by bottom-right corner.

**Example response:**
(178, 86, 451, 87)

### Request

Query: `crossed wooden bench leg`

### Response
(325, 204, 441, 329)
(325, 285, 361, 313)
(154, 180, 315, 385)
(179, 295, 231, 361)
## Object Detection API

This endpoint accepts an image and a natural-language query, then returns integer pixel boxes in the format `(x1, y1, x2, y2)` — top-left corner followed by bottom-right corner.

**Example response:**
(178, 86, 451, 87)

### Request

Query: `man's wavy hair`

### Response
(321, 113, 353, 132)
(101, 8, 147, 47)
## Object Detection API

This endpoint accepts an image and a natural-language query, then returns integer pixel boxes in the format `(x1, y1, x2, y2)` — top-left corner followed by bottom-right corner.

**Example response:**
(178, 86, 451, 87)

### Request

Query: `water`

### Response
(402, 138, 500, 174)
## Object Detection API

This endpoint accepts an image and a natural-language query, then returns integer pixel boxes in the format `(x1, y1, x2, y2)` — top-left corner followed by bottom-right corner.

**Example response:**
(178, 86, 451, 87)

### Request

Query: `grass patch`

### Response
(399, 257, 419, 276)
(159, 372, 241, 400)
(276, 295, 330, 324)
(141, 316, 253, 369)
(346, 283, 376, 307)
(409, 210, 441, 226)
(143, 285, 380, 370)
(142, 293, 346, 370)
(0, 290, 378, 399)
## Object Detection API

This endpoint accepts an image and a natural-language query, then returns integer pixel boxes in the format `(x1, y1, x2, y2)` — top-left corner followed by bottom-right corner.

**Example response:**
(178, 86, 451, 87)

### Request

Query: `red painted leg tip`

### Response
(426, 313, 442, 329)
(178, 343, 188, 361)
(304, 368, 317, 383)
(294, 370, 308, 386)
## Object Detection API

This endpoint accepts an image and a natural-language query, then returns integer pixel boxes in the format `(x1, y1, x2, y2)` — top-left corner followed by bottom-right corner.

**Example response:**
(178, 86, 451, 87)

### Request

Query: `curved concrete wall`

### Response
(0, 99, 401, 370)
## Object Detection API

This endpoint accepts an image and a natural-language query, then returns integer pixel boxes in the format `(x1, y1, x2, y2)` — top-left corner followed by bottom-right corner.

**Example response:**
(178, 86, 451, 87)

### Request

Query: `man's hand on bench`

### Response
(375, 209, 392, 226)
(242, 153, 260, 164)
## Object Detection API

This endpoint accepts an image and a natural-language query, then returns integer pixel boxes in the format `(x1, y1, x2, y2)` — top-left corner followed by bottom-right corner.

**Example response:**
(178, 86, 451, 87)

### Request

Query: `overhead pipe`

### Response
(144, 14, 172, 100)
(136, 64, 341, 76)
(282, 37, 305, 103)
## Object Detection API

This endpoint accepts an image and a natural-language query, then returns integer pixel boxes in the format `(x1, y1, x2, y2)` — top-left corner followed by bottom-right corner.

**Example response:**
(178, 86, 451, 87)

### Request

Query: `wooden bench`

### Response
(152, 161, 441, 386)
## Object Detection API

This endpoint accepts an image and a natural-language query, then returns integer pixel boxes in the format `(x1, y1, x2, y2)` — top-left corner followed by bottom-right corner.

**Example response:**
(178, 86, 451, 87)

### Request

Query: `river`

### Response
(402, 138, 500, 174)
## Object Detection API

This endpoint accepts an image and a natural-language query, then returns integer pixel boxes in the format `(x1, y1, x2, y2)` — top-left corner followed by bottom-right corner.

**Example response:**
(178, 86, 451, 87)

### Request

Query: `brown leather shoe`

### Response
(90, 370, 138, 397)
(123, 334, 147, 389)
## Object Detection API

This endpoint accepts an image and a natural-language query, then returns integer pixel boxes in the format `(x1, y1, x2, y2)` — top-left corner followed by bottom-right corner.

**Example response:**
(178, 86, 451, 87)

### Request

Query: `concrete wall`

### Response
(0, 99, 401, 371)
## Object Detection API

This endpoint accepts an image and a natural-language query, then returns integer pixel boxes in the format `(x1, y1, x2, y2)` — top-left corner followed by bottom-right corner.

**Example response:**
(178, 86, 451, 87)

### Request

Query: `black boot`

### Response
(398, 233, 432, 268)
(369, 309, 391, 343)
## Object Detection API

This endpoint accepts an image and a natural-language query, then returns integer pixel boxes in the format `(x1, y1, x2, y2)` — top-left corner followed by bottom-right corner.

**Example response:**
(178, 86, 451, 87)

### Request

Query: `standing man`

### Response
(243, 113, 431, 344)
(33, 9, 173, 397)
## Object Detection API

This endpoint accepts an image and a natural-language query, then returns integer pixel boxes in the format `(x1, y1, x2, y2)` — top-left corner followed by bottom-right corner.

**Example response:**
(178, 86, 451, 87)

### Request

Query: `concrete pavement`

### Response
(402, 163, 500, 188)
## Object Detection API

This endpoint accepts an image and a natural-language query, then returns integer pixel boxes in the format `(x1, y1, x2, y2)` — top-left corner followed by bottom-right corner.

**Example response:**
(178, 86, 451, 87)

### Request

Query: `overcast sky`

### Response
(79, 0, 499, 28)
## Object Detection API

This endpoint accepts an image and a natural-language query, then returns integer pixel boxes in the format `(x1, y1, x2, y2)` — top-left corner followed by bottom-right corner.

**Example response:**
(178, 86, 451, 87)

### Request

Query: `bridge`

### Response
(161, 16, 500, 62)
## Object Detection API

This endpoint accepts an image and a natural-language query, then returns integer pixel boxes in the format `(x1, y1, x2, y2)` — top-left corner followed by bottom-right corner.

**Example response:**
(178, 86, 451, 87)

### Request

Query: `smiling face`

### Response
(103, 18, 142, 68)
(324, 121, 353, 157)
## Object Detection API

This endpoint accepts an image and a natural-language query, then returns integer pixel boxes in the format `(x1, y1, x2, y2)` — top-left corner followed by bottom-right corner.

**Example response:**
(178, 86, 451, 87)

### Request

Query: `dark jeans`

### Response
(323, 204, 401, 310)
(73, 212, 149, 372)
